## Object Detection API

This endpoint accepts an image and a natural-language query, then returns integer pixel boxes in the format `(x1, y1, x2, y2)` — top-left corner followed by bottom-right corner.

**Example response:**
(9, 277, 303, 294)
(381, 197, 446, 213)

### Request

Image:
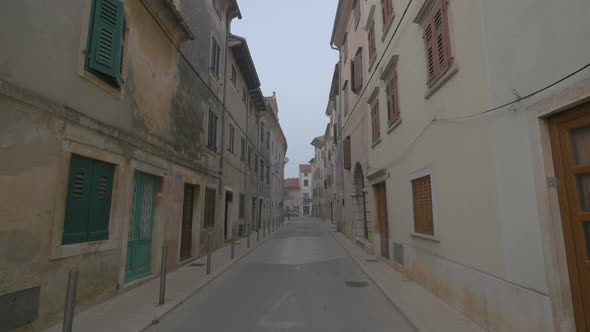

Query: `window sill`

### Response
(424, 63, 459, 99)
(387, 118, 403, 134)
(371, 137, 382, 148)
(49, 239, 118, 260)
(78, 69, 125, 100)
(410, 232, 440, 242)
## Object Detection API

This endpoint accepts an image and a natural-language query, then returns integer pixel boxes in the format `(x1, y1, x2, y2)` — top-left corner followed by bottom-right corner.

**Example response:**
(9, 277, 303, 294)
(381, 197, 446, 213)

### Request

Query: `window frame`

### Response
(408, 166, 440, 241)
(228, 124, 235, 154)
(385, 64, 401, 130)
(370, 99, 381, 144)
(368, 19, 377, 68)
(207, 110, 218, 152)
(230, 65, 237, 88)
(210, 36, 221, 78)
(381, 0, 395, 34)
(421, 0, 453, 88)
(203, 187, 217, 228)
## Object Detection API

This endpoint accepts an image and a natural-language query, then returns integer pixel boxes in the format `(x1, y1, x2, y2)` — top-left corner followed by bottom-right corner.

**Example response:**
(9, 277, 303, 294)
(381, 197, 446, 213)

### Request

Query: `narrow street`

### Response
(146, 218, 415, 332)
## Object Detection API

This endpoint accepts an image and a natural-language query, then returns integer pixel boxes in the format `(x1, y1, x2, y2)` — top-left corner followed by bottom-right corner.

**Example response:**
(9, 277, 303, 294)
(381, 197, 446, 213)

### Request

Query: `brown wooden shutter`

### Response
(412, 175, 434, 235)
(368, 22, 376, 65)
(433, 0, 451, 76)
(343, 136, 351, 170)
(423, 17, 437, 85)
(353, 51, 363, 92)
(371, 101, 380, 141)
(386, 68, 400, 126)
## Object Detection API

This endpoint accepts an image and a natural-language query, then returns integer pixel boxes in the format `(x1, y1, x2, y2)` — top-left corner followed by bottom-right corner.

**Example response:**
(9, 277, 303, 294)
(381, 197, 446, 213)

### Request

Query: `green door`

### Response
(125, 172, 157, 282)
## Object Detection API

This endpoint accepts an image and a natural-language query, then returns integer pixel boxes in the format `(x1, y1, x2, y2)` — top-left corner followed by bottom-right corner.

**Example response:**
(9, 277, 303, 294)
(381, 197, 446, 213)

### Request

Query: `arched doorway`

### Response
(353, 163, 369, 239)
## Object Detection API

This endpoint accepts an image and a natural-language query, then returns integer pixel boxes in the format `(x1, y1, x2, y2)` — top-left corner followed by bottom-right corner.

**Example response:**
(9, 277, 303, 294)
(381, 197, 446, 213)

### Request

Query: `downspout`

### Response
(244, 87, 260, 233)
(219, 11, 232, 200)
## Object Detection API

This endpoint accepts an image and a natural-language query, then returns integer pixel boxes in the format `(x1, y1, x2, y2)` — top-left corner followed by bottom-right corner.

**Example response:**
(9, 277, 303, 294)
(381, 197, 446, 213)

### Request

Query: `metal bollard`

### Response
(231, 230, 235, 259)
(158, 245, 168, 305)
(247, 225, 251, 248)
(206, 233, 212, 275)
(257, 225, 260, 242)
(62, 269, 78, 332)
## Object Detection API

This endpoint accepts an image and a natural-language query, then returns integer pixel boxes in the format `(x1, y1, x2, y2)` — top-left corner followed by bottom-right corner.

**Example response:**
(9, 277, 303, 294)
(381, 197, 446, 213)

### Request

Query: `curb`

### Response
(326, 224, 421, 332)
(141, 222, 289, 331)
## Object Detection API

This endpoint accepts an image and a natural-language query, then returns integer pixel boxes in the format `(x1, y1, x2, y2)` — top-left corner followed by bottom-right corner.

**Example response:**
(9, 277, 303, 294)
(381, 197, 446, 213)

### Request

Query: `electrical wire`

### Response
(369, 61, 590, 171)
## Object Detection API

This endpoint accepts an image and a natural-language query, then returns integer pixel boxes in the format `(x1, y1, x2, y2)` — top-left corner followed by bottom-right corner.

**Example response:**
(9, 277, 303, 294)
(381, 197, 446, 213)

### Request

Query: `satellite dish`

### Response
(285, 157, 290, 163)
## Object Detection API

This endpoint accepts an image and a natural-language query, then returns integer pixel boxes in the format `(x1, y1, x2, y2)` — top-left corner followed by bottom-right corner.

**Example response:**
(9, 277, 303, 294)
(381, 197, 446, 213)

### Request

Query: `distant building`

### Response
(283, 178, 301, 216)
(299, 164, 312, 216)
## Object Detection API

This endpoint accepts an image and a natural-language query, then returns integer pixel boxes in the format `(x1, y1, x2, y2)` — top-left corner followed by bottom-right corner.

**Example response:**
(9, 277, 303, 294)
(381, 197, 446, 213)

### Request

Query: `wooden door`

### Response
(549, 103, 590, 331)
(374, 182, 390, 259)
(180, 184, 195, 261)
(125, 172, 157, 282)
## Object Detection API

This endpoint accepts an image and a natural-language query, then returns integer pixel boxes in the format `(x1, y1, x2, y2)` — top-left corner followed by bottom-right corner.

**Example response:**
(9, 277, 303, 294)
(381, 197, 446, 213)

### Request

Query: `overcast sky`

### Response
(232, 0, 339, 179)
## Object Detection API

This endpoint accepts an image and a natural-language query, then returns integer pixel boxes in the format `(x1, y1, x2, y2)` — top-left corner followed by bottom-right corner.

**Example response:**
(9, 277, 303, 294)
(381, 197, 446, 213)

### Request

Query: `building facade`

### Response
(321, 0, 590, 331)
(0, 0, 287, 330)
(311, 136, 326, 220)
(283, 178, 301, 216)
(298, 164, 312, 216)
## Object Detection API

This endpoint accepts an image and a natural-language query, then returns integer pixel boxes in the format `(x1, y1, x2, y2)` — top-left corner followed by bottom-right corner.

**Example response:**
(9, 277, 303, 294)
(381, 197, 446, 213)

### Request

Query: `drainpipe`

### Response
(219, 12, 232, 201)
(244, 87, 260, 233)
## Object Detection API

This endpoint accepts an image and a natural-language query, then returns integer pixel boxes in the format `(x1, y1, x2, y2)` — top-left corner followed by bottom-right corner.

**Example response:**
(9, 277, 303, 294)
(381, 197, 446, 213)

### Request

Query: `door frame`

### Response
(549, 103, 590, 331)
(528, 78, 590, 331)
(118, 160, 167, 287)
(373, 181, 390, 259)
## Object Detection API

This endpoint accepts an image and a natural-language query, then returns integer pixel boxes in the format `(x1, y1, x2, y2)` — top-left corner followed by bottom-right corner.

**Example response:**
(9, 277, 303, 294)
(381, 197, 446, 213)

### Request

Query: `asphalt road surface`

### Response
(146, 217, 415, 332)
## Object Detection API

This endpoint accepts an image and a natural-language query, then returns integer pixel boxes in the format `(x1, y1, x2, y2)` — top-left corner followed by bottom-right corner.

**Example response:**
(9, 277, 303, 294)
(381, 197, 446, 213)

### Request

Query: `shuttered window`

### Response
(239, 193, 245, 219)
(343, 136, 351, 170)
(228, 124, 235, 154)
(385, 66, 400, 126)
(354, 0, 361, 29)
(240, 137, 246, 162)
(368, 21, 376, 67)
(85, 0, 126, 89)
(351, 50, 363, 93)
(381, 0, 394, 30)
(207, 110, 218, 151)
(422, 0, 452, 87)
(412, 175, 434, 236)
(63, 154, 114, 245)
(204, 188, 216, 228)
(371, 101, 381, 142)
(210, 37, 221, 78)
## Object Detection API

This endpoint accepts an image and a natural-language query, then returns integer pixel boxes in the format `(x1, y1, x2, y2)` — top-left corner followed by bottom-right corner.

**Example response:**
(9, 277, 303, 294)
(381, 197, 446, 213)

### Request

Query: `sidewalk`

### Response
(44, 224, 285, 332)
(328, 224, 484, 332)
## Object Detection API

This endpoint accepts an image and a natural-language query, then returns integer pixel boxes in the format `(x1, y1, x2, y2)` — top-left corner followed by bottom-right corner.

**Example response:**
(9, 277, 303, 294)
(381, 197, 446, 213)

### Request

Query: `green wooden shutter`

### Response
(87, 0, 125, 81)
(63, 155, 94, 244)
(87, 159, 114, 241)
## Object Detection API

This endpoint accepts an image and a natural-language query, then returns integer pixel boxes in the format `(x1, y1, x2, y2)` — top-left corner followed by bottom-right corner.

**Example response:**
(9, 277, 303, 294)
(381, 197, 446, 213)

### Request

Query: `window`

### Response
(260, 123, 265, 143)
(207, 110, 218, 151)
(239, 193, 245, 219)
(266, 166, 270, 184)
(422, 0, 452, 87)
(385, 65, 401, 126)
(343, 136, 351, 170)
(304, 172, 308, 177)
(240, 137, 246, 162)
(266, 131, 270, 149)
(343, 81, 350, 115)
(381, 0, 394, 31)
(371, 100, 381, 142)
(230, 65, 237, 88)
(242, 87, 247, 103)
(412, 175, 434, 236)
(228, 124, 235, 154)
(85, 0, 127, 89)
(368, 20, 376, 67)
(62, 154, 114, 244)
(248, 146, 253, 168)
(255, 153, 258, 172)
(210, 37, 221, 78)
(304, 180, 309, 187)
(351, 49, 363, 93)
(204, 188, 216, 228)
(260, 160, 264, 181)
(353, 0, 361, 30)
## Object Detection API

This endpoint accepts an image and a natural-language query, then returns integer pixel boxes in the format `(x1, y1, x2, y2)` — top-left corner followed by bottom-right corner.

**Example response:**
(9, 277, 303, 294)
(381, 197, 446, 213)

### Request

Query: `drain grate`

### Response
(365, 259, 380, 263)
(345, 281, 369, 288)
(189, 263, 206, 267)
